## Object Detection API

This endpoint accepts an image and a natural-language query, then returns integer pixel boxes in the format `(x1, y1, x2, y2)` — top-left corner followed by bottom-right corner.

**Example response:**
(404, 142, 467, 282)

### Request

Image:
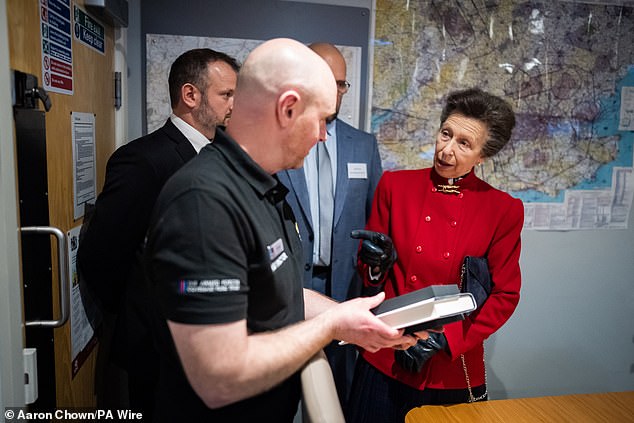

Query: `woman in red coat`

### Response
(347, 88, 524, 423)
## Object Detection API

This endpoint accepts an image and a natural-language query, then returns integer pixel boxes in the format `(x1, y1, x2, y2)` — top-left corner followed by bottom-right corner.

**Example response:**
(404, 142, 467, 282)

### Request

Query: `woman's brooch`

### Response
(435, 184, 461, 194)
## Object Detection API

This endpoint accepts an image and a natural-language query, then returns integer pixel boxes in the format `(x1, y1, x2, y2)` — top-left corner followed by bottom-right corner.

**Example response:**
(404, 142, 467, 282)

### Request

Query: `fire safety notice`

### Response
(73, 5, 105, 55)
(40, 0, 74, 95)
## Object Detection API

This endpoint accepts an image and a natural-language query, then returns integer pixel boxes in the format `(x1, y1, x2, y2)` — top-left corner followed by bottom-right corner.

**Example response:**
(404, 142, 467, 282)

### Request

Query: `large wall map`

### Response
(373, 0, 634, 230)
(146, 34, 362, 133)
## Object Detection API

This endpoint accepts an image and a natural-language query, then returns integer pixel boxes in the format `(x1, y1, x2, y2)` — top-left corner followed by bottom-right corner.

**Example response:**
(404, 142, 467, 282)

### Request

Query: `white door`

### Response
(0, 0, 27, 410)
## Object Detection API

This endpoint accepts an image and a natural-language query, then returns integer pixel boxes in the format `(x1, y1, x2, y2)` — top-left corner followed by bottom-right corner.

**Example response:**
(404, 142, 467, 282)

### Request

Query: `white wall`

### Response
(489, 216, 634, 399)
(126, 0, 143, 142)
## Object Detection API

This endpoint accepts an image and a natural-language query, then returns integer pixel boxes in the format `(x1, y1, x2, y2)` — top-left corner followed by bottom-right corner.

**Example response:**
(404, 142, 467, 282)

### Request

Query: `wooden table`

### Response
(405, 391, 634, 422)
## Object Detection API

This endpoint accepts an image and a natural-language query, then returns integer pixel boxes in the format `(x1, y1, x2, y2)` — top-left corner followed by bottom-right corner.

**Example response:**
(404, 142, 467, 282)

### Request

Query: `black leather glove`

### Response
(350, 230, 397, 275)
(394, 332, 448, 373)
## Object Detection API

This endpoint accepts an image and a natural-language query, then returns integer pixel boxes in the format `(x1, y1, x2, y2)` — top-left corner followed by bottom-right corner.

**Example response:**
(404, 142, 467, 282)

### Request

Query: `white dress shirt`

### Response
(170, 113, 211, 153)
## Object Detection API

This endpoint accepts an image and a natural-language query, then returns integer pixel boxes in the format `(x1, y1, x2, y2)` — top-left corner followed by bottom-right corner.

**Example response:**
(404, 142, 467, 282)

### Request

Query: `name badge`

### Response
(267, 238, 288, 272)
(348, 163, 367, 179)
(267, 238, 284, 261)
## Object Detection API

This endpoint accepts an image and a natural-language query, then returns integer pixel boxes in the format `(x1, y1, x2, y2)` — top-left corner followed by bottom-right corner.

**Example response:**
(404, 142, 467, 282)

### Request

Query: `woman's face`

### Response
(434, 113, 488, 179)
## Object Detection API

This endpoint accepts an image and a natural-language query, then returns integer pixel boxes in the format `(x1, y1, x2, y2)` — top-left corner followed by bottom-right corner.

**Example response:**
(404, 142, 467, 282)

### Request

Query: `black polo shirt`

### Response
(145, 129, 305, 422)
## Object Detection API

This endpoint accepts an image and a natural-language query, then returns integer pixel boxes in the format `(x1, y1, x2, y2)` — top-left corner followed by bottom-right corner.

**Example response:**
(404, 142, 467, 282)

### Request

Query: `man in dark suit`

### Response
(276, 42, 383, 411)
(78, 48, 239, 419)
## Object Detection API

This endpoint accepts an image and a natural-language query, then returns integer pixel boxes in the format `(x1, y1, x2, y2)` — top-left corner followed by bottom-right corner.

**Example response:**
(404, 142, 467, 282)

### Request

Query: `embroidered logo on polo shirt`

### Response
(179, 279, 240, 294)
(267, 238, 288, 272)
(270, 252, 288, 272)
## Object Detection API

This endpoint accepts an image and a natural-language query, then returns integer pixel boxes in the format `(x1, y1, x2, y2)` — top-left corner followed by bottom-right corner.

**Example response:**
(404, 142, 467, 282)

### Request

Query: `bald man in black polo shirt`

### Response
(144, 38, 418, 422)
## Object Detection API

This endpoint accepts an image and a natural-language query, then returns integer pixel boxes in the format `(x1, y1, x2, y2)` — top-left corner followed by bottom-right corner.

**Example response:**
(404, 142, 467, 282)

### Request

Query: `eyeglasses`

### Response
(336, 80, 351, 93)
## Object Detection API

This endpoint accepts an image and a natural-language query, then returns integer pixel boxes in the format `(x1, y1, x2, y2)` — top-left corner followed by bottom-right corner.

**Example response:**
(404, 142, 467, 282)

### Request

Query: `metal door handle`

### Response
(20, 226, 70, 328)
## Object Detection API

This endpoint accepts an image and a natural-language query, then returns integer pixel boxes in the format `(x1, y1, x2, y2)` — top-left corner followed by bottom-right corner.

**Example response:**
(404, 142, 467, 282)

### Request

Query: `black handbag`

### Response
(459, 256, 492, 402)
(460, 256, 492, 310)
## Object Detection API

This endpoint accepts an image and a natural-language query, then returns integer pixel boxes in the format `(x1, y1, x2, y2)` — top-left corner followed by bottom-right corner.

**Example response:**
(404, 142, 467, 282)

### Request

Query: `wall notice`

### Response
(71, 112, 96, 220)
(67, 225, 97, 378)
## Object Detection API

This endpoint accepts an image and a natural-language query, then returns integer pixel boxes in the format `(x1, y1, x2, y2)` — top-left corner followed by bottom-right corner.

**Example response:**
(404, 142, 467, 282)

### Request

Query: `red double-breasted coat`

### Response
(359, 167, 524, 390)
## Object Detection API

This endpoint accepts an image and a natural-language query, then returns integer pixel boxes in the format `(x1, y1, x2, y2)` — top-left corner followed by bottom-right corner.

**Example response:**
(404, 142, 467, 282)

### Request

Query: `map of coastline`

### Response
(373, 0, 634, 229)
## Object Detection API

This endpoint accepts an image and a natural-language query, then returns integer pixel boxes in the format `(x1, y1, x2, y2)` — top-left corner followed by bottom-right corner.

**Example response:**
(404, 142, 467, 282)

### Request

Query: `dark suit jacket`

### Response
(277, 119, 383, 301)
(78, 119, 197, 314)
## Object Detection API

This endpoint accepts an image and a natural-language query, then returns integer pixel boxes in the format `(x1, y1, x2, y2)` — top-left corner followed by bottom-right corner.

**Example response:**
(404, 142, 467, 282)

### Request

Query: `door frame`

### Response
(0, 0, 27, 410)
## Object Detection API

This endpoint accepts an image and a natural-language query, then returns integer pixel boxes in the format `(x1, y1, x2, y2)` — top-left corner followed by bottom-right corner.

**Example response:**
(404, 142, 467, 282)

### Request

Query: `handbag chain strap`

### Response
(460, 349, 488, 403)
(459, 260, 488, 403)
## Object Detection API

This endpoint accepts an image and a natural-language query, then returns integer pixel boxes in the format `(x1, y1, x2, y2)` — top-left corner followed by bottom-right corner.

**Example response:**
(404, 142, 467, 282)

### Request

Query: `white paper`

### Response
(71, 112, 96, 220)
(619, 86, 634, 131)
(67, 226, 95, 362)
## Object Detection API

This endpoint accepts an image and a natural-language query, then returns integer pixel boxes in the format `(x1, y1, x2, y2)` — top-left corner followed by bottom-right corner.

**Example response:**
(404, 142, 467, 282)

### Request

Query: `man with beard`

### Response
(277, 42, 383, 412)
(78, 48, 239, 419)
